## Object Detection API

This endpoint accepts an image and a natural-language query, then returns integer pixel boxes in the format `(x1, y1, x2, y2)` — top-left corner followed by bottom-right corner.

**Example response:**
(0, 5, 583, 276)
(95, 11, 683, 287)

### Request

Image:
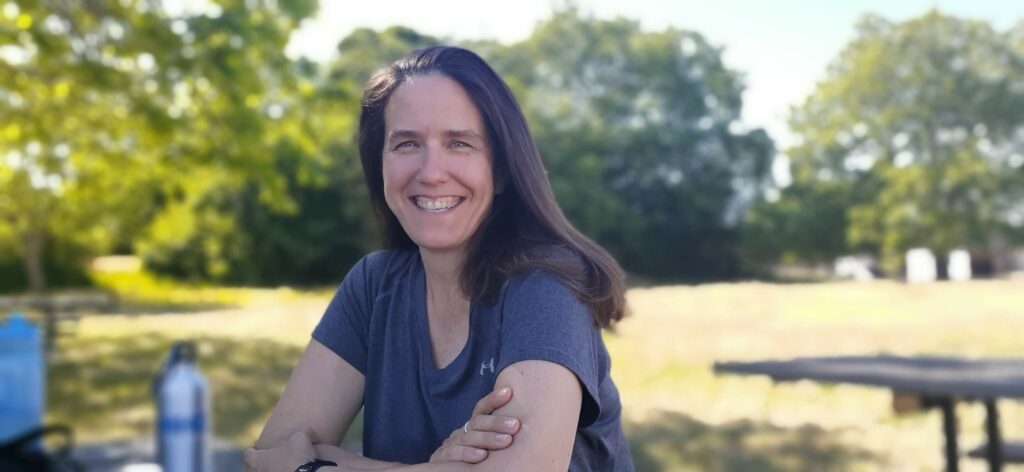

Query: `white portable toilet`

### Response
(947, 249, 972, 281)
(906, 248, 937, 283)
(834, 255, 875, 281)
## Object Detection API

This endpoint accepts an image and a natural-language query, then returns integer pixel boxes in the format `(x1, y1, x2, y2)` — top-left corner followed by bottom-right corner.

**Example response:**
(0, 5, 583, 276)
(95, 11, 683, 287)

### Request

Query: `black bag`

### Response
(0, 425, 84, 472)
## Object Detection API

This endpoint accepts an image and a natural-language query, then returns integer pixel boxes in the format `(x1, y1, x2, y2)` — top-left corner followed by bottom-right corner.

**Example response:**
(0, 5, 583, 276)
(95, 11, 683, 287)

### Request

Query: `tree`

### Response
(757, 11, 1024, 272)
(0, 0, 319, 289)
(1, 6, 777, 288)
(1, 0, 174, 291)
(499, 10, 774, 279)
(741, 181, 854, 268)
(217, 26, 442, 285)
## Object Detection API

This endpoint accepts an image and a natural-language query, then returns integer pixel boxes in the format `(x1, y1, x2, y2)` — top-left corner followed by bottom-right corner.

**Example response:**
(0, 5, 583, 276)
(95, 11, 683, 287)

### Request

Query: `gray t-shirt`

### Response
(313, 249, 634, 471)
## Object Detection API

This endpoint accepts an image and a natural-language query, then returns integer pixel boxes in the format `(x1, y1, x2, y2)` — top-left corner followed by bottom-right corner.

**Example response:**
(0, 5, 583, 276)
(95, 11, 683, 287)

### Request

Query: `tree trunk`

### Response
(21, 229, 47, 294)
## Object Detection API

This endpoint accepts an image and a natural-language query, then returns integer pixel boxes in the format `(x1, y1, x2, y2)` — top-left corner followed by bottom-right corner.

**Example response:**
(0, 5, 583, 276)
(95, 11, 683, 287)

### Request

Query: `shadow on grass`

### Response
(104, 302, 241, 315)
(626, 410, 879, 471)
(48, 333, 305, 445)
(49, 336, 873, 469)
(623, 274, 832, 290)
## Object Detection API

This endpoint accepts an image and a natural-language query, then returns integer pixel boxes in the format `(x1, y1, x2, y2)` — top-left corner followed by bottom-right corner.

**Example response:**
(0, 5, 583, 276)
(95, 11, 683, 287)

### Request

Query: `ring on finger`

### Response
(463, 421, 470, 434)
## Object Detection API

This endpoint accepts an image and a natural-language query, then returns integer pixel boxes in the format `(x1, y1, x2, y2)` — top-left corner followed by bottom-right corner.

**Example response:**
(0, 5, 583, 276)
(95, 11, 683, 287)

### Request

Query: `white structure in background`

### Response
(906, 248, 937, 283)
(834, 255, 875, 281)
(947, 249, 972, 281)
(1013, 250, 1024, 276)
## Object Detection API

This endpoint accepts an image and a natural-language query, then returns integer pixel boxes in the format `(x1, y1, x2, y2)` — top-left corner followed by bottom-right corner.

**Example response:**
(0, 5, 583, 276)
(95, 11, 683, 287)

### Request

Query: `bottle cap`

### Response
(175, 341, 197, 363)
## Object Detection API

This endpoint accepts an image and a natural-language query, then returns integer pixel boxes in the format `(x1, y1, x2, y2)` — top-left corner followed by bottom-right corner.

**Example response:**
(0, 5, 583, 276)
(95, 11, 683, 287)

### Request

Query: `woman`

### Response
(247, 46, 633, 471)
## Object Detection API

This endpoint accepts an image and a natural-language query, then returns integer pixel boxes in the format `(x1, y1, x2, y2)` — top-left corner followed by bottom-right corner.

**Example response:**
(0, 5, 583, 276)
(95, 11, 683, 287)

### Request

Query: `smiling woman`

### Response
(248, 46, 634, 472)
(382, 75, 495, 256)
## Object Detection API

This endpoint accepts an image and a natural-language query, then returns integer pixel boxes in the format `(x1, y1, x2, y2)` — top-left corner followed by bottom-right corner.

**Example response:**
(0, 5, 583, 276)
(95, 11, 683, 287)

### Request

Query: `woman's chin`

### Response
(411, 237, 469, 255)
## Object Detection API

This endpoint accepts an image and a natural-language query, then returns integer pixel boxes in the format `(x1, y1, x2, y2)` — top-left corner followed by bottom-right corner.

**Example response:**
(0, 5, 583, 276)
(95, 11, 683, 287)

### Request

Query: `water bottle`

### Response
(156, 341, 212, 472)
(0, 313, 44, 446)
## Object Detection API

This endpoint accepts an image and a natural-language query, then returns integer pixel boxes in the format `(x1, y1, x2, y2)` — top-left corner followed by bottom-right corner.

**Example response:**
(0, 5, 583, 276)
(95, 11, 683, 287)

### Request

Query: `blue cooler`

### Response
(0, 314, 44, 445)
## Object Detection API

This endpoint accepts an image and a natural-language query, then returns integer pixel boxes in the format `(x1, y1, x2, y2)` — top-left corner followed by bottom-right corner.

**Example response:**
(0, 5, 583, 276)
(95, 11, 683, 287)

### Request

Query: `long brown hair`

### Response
(358, 46, 626, 327)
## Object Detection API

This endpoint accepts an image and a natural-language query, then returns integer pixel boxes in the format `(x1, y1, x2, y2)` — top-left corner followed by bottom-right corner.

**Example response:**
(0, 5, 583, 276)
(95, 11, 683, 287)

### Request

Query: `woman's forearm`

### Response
(313, 444, 400, 471)
(313, 446, 479, 472)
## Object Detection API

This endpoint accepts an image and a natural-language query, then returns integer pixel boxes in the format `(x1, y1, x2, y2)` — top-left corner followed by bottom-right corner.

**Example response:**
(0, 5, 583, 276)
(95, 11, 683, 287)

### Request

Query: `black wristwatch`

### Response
(295, 459, 337, 472)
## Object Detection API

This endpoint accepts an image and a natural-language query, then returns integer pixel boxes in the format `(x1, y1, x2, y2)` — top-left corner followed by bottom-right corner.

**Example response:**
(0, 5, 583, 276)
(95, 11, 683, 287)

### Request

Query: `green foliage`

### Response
(0, 0, 338, 288)
(2, 5, 774, 288)
(0, 0, 164, 291)
(0, 235, 90, 292)
(742, 181, 854, 266)
(132, 23, 453, 285)
(498, 10, 774, 279)
(758, 11, 1024, 272)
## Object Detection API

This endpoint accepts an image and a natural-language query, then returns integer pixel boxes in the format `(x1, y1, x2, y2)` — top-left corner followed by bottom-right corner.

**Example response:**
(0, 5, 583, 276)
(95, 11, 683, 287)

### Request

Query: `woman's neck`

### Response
(420, 247, 469, 316)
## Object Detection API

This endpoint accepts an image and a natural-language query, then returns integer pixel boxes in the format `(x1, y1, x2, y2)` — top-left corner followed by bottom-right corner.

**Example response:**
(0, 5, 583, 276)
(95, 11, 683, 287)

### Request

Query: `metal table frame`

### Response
(714, 355, 1024, 472)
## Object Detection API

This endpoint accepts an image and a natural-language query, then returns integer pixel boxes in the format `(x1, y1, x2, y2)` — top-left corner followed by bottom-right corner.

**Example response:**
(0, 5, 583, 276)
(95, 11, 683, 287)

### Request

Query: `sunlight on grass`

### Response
(87, 256, 336, 314)
(89, 268, 254, 311)
(49, 278, 1024, 470)
(612, 279, 1024, 471)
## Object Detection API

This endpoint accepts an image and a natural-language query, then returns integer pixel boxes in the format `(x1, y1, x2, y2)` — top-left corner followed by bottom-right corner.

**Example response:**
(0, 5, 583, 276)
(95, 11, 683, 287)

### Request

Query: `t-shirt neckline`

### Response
(413, 253, 476, 375)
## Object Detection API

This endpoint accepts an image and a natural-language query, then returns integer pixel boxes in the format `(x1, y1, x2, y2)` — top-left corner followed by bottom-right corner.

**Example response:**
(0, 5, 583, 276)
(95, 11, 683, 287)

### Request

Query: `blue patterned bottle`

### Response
(156, 341, 211, 472)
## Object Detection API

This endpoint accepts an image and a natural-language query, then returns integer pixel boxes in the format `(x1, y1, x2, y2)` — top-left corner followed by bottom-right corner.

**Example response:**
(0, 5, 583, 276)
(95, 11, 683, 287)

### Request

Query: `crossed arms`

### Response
(248, 339, 582, 471)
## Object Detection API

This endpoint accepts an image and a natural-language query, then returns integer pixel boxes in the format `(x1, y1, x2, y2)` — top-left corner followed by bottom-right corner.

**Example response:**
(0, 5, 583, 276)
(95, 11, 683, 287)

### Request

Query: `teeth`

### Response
(414, 197, 462, 212)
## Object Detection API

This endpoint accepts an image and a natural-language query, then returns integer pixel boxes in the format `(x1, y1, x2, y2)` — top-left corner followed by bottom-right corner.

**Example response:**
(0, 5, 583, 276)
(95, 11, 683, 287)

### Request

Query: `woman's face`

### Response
(382, 74, 495, 256)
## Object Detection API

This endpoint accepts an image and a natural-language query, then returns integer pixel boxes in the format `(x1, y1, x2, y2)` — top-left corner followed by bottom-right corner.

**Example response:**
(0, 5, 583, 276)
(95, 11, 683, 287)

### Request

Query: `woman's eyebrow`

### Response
(387, 129, 484, 142)
(444, 129, 484, 140)
(387, 129, 419, 141)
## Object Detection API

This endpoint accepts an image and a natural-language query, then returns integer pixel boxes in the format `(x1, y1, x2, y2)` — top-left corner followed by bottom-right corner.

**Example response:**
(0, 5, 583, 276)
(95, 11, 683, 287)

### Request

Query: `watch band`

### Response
(295, 458, 337, 472)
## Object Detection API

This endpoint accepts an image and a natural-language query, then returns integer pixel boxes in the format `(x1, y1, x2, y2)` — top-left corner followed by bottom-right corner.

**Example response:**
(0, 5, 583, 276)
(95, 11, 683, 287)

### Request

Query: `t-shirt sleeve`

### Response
(496, 270, 603, 427)
(311, 255, 376, 375)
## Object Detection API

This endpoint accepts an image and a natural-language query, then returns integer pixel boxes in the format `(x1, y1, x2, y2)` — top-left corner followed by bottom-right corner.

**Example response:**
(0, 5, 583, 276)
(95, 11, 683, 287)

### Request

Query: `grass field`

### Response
(44, 278, 1024, 471)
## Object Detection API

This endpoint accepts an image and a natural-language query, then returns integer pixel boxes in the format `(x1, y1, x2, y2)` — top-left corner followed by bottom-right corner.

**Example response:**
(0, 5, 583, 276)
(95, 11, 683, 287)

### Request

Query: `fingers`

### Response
(243, 448, 261, 472)
(459, 430, 514, 451)
(430, 390, 519, 466)
(243, 431, 316, 472)
(467, 414, 520, 435)
(439, 444, 489, 463)
(298, 426, 319, 444)
(471, 386, 513, 416)
(429, 387, 518, 465)
(288, 430, 317, 462)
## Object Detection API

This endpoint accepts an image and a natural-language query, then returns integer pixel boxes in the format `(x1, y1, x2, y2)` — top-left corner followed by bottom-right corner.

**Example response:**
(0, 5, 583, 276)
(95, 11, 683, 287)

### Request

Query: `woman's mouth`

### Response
(412, 196, 464, 213)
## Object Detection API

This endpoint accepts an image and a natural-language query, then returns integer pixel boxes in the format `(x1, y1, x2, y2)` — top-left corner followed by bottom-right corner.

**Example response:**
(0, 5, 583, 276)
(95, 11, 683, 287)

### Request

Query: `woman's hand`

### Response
(429, 387, 521, 464)
(244, 428, 319, 472)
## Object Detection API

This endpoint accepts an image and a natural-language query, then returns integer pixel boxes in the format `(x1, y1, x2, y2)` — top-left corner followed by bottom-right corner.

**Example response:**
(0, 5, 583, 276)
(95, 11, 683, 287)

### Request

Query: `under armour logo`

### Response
(480, 357, 495, 375)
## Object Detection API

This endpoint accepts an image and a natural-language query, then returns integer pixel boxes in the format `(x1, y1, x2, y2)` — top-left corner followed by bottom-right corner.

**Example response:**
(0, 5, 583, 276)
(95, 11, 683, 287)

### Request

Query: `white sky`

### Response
(286, 0, 1021, 159)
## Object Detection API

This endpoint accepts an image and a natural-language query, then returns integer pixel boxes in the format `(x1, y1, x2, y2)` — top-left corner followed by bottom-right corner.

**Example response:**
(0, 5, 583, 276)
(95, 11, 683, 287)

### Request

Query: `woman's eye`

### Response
(394, 141, 417, 150)
(451, 141, 472, 149)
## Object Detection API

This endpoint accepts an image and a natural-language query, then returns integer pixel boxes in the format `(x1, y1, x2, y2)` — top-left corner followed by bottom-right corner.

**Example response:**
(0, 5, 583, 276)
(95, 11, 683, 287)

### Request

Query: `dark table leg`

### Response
(985, 399, 1002, 472)
(939, 397, 959, 472)
(43, 303, 57, 356)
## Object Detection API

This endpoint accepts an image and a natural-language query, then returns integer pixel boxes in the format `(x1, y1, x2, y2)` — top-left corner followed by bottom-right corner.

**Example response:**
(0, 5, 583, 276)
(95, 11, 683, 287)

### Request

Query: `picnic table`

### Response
(713, 355, 1024, 472)
(72, 436, 244, 471)
(0, 291, 118, 354)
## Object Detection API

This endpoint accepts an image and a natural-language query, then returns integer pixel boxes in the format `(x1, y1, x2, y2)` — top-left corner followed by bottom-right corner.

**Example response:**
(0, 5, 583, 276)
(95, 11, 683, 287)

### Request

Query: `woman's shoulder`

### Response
(501, 266, 595, 327)
(504, 244, 587, 296)
(360, 247, 417, 271)
(524, 242, 581, 262)
(348, 248, 419, 289)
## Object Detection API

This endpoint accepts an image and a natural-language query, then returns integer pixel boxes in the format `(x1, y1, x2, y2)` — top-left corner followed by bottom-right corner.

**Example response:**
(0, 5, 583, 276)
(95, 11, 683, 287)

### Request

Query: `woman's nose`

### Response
(416, 143, 448, 185)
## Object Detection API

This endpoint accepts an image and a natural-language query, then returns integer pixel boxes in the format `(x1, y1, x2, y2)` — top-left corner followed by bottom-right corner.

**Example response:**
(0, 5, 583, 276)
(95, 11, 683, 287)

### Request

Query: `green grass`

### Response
(45, 278, 1024, 471)
(615, 279, 1024, 471)
(89, 269, 255, 312)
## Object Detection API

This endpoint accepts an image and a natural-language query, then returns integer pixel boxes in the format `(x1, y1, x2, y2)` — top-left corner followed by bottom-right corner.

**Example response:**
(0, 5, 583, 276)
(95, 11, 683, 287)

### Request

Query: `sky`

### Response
(285, 0, 1021, 169)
